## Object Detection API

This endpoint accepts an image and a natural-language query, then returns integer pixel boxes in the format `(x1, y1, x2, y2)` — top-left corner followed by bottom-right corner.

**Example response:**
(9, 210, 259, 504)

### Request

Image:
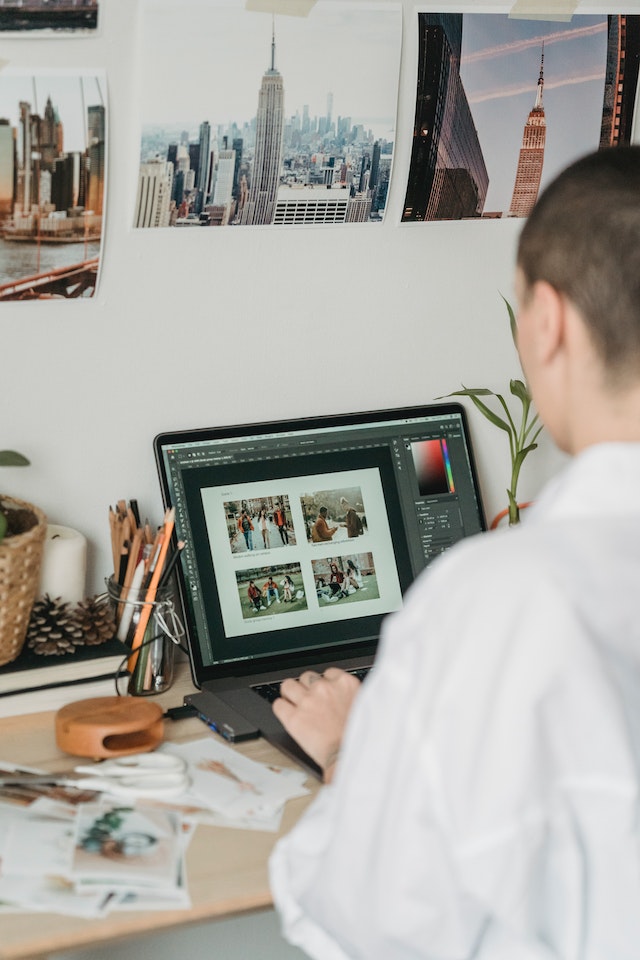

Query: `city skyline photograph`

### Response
(135, 0, 402, 229)
(0, 70, 106, 299)
(403, 12, 639, 221)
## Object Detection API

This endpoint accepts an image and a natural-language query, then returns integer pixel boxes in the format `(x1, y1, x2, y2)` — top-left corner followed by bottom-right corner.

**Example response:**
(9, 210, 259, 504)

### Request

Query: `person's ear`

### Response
(530, 280, 565, 364)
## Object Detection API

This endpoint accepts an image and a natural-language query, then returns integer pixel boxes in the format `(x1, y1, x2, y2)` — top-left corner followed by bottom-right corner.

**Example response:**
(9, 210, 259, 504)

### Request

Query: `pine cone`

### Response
(73, 596, 116, 646)
(26, 595, 85, 656)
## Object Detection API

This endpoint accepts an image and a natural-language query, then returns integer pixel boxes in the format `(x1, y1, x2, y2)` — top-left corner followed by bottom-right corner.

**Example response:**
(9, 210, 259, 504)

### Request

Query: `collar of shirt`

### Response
(526, 442, 640, 523)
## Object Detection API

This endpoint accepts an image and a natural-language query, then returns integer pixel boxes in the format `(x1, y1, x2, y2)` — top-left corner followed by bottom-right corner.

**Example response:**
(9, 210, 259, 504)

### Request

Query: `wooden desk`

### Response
(0, 665, 319, 960)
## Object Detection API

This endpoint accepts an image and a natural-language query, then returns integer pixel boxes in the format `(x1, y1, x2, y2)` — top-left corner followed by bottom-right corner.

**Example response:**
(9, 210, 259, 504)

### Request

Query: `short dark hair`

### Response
(517, 146, 640, 379)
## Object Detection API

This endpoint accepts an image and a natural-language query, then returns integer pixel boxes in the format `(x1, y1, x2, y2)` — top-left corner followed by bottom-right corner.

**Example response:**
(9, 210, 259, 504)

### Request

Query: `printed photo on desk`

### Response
(134, 0, 401, 229)
(0, 70, 107, 301)
(402, 12, 640, 223)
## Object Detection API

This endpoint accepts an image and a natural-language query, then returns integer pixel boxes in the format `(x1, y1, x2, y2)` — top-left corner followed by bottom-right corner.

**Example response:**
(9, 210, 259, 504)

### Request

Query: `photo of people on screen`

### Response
(312, 554, 378, 605)
(225, 496, 296, 554)
(301, 487, 366, 545)
(236, 563, 307, 619)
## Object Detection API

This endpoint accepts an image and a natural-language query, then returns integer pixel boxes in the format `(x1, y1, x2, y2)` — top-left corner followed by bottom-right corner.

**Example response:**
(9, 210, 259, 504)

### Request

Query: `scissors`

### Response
(0, 752, 189, 800)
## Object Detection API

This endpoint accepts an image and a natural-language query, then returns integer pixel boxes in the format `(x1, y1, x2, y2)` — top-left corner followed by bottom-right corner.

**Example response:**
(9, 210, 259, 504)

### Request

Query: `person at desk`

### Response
(269, 146, 640, 959)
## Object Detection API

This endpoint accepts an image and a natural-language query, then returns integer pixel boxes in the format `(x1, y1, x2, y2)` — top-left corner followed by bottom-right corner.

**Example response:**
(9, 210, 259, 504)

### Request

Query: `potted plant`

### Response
(442, 296, 543, 526)
(0, 451, 48, 666)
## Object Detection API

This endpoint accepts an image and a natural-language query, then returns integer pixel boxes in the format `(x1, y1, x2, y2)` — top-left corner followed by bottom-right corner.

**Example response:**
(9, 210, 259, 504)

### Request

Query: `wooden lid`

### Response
(55, 696, 164, 758)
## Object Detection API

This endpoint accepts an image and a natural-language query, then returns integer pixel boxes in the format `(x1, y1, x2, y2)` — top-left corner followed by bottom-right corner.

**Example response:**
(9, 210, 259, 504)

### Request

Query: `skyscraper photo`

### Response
(135, 0, 401, 229)
(0, 72, 106, 299)
(403, 13, 640, 222)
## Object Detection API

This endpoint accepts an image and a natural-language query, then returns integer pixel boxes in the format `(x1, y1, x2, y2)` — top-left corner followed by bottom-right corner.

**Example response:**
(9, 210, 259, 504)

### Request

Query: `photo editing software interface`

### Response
(157, 407, 485, 672)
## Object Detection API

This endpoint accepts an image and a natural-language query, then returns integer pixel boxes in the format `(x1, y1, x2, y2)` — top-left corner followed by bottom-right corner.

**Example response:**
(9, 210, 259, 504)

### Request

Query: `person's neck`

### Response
(568, 382, 640, 453)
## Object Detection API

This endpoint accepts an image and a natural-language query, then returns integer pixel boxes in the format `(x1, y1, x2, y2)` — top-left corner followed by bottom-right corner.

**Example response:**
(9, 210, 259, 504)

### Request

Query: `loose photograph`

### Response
(71, 803, 183, 890)
(312, 553, 379, 606)
(403, 13, 639, 221)
(226, 495, 295, 554)
(302, 487, 366, 545)
(236, 563, 307, 620)
(0, 71, 106, 300)
(135, 0, 401, 228)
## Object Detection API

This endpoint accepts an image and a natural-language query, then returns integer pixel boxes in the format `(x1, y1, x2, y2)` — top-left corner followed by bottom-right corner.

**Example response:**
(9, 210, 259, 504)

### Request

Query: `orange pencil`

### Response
(127, 509, 175, 674)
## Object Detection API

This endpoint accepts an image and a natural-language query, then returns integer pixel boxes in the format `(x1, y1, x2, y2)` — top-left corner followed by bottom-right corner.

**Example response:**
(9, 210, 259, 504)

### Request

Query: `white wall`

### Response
(2, 0, 634, 595)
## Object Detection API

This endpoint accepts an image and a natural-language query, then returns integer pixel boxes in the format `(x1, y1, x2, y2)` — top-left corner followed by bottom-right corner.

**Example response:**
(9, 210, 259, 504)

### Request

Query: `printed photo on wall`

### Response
(135, 0, 401, 229)
(0, 0, 99, 34)
(402, 12, 639, 222)
(0, 70, 106, 300)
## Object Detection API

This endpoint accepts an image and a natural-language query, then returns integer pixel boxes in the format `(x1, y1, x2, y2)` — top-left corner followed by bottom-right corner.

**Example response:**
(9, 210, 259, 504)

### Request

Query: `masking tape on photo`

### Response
(509, 0, 577, 22)
(245, 0, 316, 16)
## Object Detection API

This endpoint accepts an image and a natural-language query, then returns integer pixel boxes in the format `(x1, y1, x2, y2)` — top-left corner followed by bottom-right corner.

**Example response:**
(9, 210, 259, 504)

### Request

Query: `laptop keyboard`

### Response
(252, 667, 371, 704)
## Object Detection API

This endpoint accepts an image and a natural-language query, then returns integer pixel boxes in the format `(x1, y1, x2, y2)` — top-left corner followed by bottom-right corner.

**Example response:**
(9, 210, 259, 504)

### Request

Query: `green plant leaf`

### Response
(439, 387, 495, 399)
(439, 294, 544, 513)
(509, 379, 530, 403)
(529, 422, 544, 445)
(513, 443, 538, 472)
(440, 387, 513, 435)
(507, 488, 521, 525)
(501, 294, 518, 347)
(466, 393, 513, 435)
(0, 450, 30, 466)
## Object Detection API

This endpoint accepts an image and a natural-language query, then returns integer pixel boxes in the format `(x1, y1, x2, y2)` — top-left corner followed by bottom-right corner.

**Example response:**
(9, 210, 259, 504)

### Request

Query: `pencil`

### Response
(127, 509, 175, 674)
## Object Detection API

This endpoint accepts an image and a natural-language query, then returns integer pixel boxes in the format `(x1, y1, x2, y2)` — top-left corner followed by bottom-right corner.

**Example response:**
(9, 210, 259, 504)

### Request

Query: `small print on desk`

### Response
(0, 762, 190, 917)
(0, 739, 309, 916)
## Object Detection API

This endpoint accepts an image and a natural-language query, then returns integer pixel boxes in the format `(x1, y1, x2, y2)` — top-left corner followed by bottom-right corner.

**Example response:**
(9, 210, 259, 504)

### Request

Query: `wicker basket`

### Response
(0, 495, 47, 667)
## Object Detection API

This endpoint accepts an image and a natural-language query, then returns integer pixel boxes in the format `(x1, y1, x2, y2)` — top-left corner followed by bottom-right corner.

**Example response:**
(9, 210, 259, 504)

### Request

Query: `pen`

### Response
(117, 557, 145, 642)
(158, 540, 185, 590)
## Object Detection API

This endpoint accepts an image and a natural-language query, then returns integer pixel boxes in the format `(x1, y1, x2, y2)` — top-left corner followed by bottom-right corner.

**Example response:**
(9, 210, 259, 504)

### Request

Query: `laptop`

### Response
(154, 403, 486, 777)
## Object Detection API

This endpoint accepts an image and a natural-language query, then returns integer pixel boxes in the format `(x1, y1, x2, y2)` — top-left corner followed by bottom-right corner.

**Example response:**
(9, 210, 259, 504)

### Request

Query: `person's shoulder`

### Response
(435, 523, 539, 575)
(408, 522, 557, 612)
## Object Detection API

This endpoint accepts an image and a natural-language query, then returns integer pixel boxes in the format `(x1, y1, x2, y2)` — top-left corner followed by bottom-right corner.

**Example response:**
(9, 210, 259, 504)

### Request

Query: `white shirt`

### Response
(270, 444, 640, 960)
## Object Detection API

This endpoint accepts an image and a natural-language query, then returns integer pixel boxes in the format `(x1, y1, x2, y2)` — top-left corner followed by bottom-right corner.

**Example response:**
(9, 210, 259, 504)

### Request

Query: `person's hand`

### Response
(273, 668, 361, 783)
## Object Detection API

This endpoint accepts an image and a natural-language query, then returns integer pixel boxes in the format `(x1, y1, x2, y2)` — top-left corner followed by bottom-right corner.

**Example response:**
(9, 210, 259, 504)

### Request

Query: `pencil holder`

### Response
(106, 576, 183, 696)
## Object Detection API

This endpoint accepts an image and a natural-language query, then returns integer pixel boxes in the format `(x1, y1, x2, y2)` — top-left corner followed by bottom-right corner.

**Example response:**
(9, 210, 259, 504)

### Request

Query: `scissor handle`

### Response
(72, 772, 189, 798)
(75, 753, 187, 779)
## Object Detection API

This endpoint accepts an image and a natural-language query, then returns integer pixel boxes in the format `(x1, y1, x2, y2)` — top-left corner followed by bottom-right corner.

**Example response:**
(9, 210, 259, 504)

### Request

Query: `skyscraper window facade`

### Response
(403, 14, 487, 222)
(0, 121, 14, 220)
(135, 159, 173, 228)
(600, 15, 640, 147)
(508, 48, 546, 218)
(241, 28, 285, 226)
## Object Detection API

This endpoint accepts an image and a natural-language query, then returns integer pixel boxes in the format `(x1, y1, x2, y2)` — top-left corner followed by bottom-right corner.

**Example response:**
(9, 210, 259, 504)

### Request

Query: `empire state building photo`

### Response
(241, 24, 285, 226)
(508, 46, 546, 218)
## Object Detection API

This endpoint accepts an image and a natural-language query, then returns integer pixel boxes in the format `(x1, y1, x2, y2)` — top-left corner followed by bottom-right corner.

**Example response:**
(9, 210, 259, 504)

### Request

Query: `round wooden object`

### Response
(55, 696, 164, 758)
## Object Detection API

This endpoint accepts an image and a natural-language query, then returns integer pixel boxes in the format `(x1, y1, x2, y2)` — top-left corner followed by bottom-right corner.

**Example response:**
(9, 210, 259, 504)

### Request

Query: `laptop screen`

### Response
(154, 403, 486, 682)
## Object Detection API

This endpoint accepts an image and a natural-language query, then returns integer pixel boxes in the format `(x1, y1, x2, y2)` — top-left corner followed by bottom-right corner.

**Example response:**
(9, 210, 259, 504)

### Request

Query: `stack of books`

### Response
(0, 636, 130, 718)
